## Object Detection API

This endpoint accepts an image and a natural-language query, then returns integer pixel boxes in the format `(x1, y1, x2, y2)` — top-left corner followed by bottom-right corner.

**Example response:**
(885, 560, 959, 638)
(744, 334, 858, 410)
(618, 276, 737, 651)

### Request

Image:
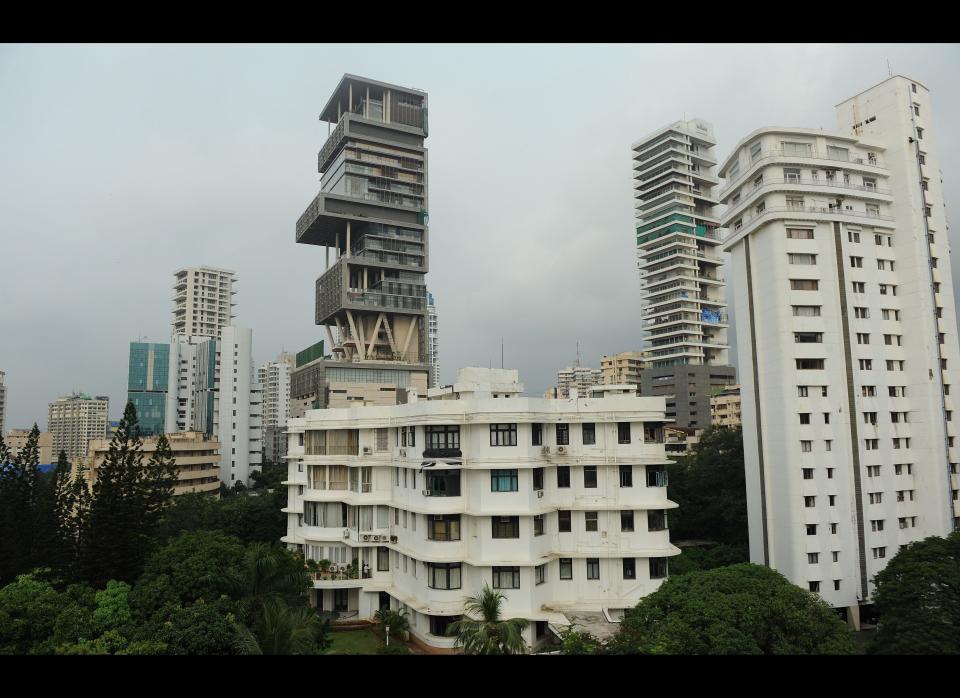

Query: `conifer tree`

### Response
(0, 425, 41, 583)
(142, 434, 178, 521)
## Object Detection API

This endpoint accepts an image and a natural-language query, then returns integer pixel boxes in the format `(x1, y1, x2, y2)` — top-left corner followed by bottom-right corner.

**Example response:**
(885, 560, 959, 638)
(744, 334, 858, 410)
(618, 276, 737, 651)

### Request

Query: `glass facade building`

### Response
(127, 342, 170, 436)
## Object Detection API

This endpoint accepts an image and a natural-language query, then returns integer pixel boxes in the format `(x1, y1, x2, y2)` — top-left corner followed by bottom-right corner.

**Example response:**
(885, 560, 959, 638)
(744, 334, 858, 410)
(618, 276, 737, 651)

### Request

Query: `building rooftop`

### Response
(319, 74, 427, 124)
(718, 126, 887, 176)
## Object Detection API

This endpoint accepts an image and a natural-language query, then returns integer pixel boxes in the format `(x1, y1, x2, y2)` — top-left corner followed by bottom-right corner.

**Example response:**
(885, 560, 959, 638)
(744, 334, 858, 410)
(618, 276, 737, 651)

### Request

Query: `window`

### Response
(492, 566, 520, 589)
(378, 546, 390, 572)
(787, 228, 815, 240)
(867, 465, 881, 477)
(799, 413, 811, 425)
(783, 167, 801, 182)
(855, 307, 870, 319)
(492, 516, 520, 539)
(794, 332, 823, 344)
(873, 547, 886, 560)
(583, 466, 598, 488)
(623, 558, 636, 580)
(869, 492, 883, 504)
(649, 558, 668, 579)
(829, 495, 836, 506)
(556, 423, 569, 445)
(586, 559, 600, 580)
(535, 564, 546, 586)
(425, 425, 460, 451)
(791, 279, 819, 291)
(782, 141, 812, 156)
(809, 581, 821, 592)
(490, 423, 517, 447)
(559, 558, 573, 580)
(557, 466, 570, 488)
(584, 511, 599, 532)
(862, 385, 876, 397)
(558, 510, 572, 533)
(802, 467, 814, 479)
(490, 469, 518, 492)
(804, 496, 816, 507)
(428, 514, 461, 541)
(750, 142, 762, 161)
(852, 281, 865, 293)
(619, 464, 633, 487)
(916, 127, 923, 140)
(582, 423, 595, 445)
(806, 524, 817, 535)
(790, 253, 817, 266)
(865, 439, 879, 450)
(646, 465, 667, 487)
(919, 153, 926, 165)
(534, 514, 544, 536)
(532, 467, 544, 491)
(796, 359, 825, 370)
(848, 230, 861, 243)
(798, 386, 809, 397)
(793, 305, 821, 317)
(808, 553, 820, 564)
(617, 422, 631, 444)
(532, 422, 543, 446)
(801, 441, 813, 453)
(850, 256, 863, 268)
(825, 440, 832, 451)
(620, 510, 635, 532)
(827, 468, 834, 479)
(859, 359, 873, 370)
(871, 519, 885, 532)
(863, 412, 877, 425)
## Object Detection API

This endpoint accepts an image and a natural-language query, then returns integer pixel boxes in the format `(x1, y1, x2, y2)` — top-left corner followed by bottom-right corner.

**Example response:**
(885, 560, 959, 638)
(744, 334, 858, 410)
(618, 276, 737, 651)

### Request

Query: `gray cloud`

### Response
(2, 43, 959, 428)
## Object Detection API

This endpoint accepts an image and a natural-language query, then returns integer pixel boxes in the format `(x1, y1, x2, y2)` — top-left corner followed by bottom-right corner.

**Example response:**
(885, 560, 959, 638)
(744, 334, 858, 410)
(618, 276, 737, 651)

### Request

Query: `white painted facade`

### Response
(427, 292, 439, 388)
(258, 353, 294, 464)
(556, 365, 602, 399)
(720, 76, 960, 617)
(283, 367, 677, 650)
(47, 393, 109, 465)
(172, 266, 236, 341)
(216, 326, 263, 486)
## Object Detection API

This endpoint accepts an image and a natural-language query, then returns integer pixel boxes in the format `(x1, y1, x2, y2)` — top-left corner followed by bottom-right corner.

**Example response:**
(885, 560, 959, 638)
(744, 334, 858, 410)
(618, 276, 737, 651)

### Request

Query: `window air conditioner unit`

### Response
(537, 490, 545, 498)
(343, 529, 350, 539)
(362, 534, 371, 542)
(390, 535, 398, 543)
(363, 447, 372, 454)
(422, 489, 432, 496)
(556, 446, 566, 454)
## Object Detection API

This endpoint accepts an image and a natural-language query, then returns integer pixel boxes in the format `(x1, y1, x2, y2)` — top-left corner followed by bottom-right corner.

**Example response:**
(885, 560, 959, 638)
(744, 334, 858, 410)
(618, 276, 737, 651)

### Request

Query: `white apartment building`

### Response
(283, 367, 677, 650)
(259, 353, 294, 465)
(48, 393, 109, 465)
(720, 76, 960, 625)
(214, 326, 263, 486)
(427, 292, 440, 388)
(172, 266, 236, 340)
(556, 365, 603, 399)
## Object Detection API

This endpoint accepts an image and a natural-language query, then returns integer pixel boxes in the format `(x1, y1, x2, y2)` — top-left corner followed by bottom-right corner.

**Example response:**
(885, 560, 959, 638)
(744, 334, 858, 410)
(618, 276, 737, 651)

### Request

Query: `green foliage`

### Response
(666, 426, 747, 546)
(448, 584, 528, 655)
(233, 597, 330, 655)
(0, 425, 43, 584)
(557, 628, 606, 655)
(608, 563, 856, 655)
(869, 532, 960, 655)
(374, 607, 410, 640)
(156, 489, 286, 545)
(377, 641, 411, 654)
(667, 544, 749, 576)
(0, 571, 74, 654)
(153, 599, 243, 655)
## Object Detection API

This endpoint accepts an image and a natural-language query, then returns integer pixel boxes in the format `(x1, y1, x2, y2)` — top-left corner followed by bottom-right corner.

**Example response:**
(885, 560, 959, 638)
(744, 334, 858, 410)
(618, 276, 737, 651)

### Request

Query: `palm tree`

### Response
(220, 543, 309, 618)
(234, 597, 330, 655)
(448, 584, 529, 654)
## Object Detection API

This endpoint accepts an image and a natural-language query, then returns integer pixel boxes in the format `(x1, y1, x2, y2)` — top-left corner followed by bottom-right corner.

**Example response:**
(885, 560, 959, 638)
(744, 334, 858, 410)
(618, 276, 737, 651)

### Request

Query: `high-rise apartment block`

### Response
(601, 351, 647, 387)
(172, 266, 236, 340)
(213, 327, 262, 486)
(427, 292, 440, 387)
(127, 342, 170, 436)
(720, 76, 960, 625)
(710, 386, 742, 427)
(48, 393, 109, 465)
(259, 352, 294, 465)
(283, 367, 676, 650)
(293, 75, 431, 406)
(632, 119, 736, 428)
(0, 370, 6, 437)
(556, 365, 603, 399)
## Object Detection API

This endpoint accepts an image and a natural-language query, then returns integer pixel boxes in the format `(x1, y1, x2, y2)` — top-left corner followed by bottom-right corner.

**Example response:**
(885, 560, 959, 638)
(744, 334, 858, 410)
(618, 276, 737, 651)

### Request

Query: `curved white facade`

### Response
(283, 369, 677, 649)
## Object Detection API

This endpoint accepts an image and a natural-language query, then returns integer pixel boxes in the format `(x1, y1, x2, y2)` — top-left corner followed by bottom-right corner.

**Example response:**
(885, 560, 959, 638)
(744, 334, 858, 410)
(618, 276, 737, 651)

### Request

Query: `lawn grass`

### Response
(324, 628, 383, 655)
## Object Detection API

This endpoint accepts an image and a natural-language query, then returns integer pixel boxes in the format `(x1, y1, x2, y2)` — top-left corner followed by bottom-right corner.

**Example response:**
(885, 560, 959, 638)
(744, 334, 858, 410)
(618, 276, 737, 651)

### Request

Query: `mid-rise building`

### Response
(5, 428, 54, 464)
(710, 386, 742, 427)
(48, 393, 109, 465)
(556, 364, 603, 399)
(259, 352, 295, 465)
(294, 74, 431, 404)
(0, 370, 6, 436)
(283, 367, 676, 650)
(720, 75, 960, 625)
(600, 351, 647, 387)
(632, 118, 736, 428)
(127, 342, 170, 436)
(172, 266, 236, 341)
(79, 431, 221, 498)
(427, 292, 440, 387)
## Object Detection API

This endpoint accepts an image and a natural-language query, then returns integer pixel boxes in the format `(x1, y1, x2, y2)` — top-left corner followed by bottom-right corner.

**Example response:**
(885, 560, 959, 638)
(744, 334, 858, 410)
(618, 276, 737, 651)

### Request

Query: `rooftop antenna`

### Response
(886, 59, 892, 78)
(501, 338, 504, 369)
(576, 341, 581, 368)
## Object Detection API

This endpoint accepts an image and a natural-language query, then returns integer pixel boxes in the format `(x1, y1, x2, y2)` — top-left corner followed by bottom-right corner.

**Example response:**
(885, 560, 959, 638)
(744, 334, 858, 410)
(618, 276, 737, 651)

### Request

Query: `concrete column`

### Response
(349, 84, 352, 112)
(363, 267, 368, 289)
(346, 221, 351, 257)
(846, 604, 861, 631)
(326, 246, 330, 269)
(335, 232, 340, 260)
(365, 86, 370, 118)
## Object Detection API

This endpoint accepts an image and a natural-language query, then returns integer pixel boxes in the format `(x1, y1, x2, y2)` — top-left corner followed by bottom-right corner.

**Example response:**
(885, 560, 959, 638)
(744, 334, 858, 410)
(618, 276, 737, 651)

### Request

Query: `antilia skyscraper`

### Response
(292, 75, 432, 409)
(632, 119, 736, 428)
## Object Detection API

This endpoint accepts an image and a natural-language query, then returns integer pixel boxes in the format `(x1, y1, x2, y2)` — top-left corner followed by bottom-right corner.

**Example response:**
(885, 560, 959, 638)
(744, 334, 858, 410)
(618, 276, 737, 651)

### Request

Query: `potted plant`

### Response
(318, 559, 332, 579)
(305, 559, 320, 579)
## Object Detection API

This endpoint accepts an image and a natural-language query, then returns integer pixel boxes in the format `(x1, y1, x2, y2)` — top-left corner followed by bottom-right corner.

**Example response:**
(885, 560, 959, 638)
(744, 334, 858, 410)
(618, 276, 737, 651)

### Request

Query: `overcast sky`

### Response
(2, 43, 960, 429)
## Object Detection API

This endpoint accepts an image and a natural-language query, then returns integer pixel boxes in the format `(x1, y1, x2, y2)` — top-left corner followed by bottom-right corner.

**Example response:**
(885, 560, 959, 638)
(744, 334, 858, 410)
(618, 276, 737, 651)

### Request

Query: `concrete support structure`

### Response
(720, 76, 960, 621)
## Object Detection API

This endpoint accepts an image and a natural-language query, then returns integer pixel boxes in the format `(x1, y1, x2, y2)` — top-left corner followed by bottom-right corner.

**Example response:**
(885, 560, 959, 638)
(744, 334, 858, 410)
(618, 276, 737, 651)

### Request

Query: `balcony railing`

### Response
(422, 448, 462, 459)
(728, 205, 894, 232)
(722, 148, 886, 196)
(724, 177, 892, 217)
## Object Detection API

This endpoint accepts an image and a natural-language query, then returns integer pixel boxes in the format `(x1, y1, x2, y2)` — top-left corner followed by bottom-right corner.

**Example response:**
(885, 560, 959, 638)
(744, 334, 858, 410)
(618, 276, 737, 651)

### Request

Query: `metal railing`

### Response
(724, 177, 892, 217)
(721, 148, 886, 195)
(728, 205, 894, 231)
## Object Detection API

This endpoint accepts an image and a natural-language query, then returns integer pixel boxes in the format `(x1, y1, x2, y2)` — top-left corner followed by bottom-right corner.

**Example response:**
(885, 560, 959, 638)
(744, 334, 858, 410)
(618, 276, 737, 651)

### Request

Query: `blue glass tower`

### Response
(127, 342, 170, 436)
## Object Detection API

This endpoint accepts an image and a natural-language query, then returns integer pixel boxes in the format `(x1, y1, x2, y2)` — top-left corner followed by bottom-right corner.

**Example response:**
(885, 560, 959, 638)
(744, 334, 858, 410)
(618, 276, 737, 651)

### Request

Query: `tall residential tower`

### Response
(48, 393, 109, 464)
(632, 119, 736, 427)
(720, 76, 960, 625)
(127, 342, 169, 436)
(172, 266, 236, 341)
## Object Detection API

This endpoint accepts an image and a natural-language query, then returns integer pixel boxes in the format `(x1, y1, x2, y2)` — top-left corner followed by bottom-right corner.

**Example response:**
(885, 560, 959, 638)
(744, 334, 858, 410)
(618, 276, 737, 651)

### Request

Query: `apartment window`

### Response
(734, 219, 743, 231)
(827, 468, 834, 479)
(621, 510, 635, 532)
(492, 566, 520, 590)
(582, 423, 596, 445)
(795, 332, 823, 344)
(916, 127, 924, 140)
(806, 524, 817, 535)
(869, 492, 883, 504)
(829, 495, 836, 506)
(490, 423, 517, 447)
(619, 464, 633, 487)
(558, 510, 572, 533)
(808, 553, 820, 564)
(428, 515, 461, 541)
(850, 256, 863, 268)
(378, 546, 391, 572)
(799, 413, 811, 425)
(649, 557, 668, 579)
(798, 386, 809, 397)
(490, 469, 518, 492)
(830, 523, 838, 534)
(789, 253, 817, 265)
(912, 83, 918, 93)
(867, 465, 881, 477)
(873, 547, 887, 560)
(556, 423, 569, 446)
(787, 228, 815, 240)
(586, 559, 600, 580)
(859, 359, 873, 371)
(865, 439, 879, 450)
(863, 412, 877, 425)
(855, 307, 870, 319)
(797, 359, 825, 370)
(871, 519, 885, 532)
(848, 231, 861, 243)
(809, 581, 821, 592)
(584, 511, 599, 532)
(919, 153, 926, 165)
(852, 281, 865, 294)
(791, 279, 819, 291)
(802, 468, 814, 479)
(559, 558, 573, 580)
(532, 467, 544, 491)
(557, 466, 570, 488)
(425, 425, 460, 451)
(750, 142, 762, 161)
(801, 441, 813, 453)
(825, 440, 832, 451)
(617, 422, 631, 444)
(492, 516, 520, 539)
(862, 386, 876, 397)
(535, 564, 546, 586)
(582, 465, 598, 489)
(804, 496, 816, 508)
(534, 514, 545, 537)
(793, 305, 821, 317)
(623, 558, 636, 580)
(532, 422, 543, 446)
